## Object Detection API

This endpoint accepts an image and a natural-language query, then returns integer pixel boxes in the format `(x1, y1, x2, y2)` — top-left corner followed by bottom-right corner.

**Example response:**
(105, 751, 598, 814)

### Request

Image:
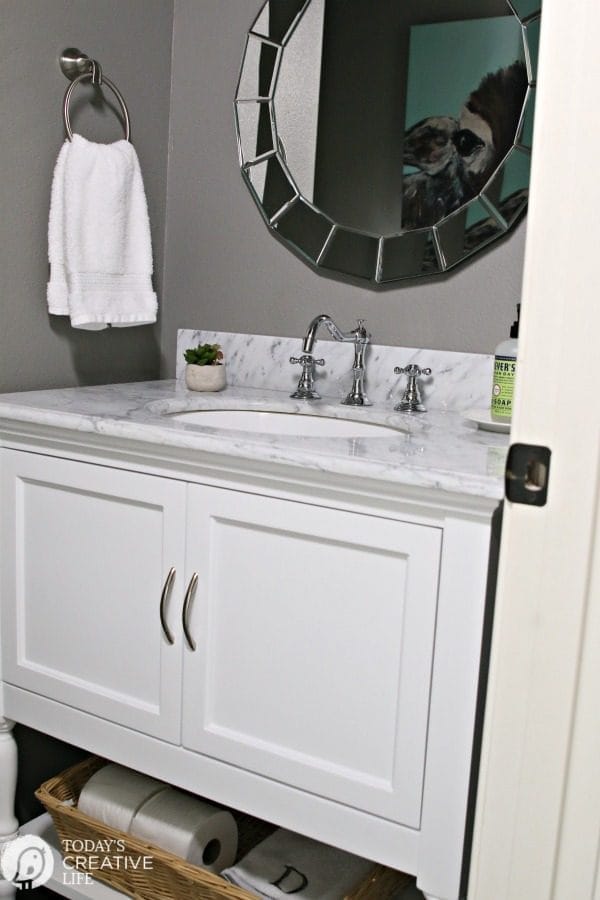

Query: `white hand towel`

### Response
(221, 829, 373, 899)
(47, 134, 157, 330)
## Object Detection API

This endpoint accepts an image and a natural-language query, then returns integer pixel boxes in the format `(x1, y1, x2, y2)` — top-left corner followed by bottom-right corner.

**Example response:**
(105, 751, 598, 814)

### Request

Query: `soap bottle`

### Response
(491, 305, 520, 423)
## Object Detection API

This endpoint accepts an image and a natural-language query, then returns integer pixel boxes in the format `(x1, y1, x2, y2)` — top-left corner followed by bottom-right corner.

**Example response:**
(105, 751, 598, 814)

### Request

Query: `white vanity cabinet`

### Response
(0, 450, 186, 743)
(182, 485, 442, 828)
(0, 434, 497, 900)
(1, 453, 441, 828)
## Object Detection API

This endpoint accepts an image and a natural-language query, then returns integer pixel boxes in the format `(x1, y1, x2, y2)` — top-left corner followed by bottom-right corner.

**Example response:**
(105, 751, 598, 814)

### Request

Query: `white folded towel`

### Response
(221, 829, 373, 899)
(47, 134, 157, 330)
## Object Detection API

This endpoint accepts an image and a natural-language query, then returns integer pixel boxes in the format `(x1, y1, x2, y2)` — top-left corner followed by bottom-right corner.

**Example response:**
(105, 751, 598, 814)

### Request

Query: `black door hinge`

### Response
(505, 443, 551, 507)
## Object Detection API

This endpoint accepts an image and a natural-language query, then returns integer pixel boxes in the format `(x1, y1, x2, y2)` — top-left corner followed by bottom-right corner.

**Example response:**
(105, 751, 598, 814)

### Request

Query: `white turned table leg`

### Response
(0, 718, 18, 899)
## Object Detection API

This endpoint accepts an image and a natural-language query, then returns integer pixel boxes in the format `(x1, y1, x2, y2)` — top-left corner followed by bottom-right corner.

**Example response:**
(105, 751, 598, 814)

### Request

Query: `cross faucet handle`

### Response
(290, 355, 325, 367)
(290, 355, 325, 401)
(393, 364, 432, 413)
(394, 364, 432, 378)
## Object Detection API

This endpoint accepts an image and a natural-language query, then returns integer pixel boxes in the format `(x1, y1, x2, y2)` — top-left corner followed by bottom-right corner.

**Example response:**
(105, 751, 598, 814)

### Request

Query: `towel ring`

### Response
(63, 72, 131, 142)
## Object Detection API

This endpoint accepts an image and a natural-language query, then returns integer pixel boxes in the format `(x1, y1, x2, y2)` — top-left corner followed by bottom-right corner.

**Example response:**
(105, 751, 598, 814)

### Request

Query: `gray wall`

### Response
(0, 0, 174, 393)
(0, 0, 174, 829)
(161, 0, 526, 377)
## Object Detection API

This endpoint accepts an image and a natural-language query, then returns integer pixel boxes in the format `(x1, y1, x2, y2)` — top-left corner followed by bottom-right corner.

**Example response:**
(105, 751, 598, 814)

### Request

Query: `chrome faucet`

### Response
(393, 364, 432, 413)
(290, 354, 325, 401)
(290, 314, 372, 406)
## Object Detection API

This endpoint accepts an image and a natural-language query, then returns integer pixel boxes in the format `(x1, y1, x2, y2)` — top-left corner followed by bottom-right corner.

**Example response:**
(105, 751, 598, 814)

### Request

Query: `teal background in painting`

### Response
(405, 16, 525, 128)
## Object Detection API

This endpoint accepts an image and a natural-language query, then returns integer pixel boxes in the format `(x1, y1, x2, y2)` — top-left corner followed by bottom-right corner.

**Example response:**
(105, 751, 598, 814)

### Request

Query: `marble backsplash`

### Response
(177, 329, 493, 412)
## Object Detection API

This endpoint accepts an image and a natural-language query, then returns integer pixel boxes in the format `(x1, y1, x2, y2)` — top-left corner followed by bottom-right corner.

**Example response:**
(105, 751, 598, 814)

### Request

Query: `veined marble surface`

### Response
(177, 329, 494, 412)
(0, 379, 508, 501)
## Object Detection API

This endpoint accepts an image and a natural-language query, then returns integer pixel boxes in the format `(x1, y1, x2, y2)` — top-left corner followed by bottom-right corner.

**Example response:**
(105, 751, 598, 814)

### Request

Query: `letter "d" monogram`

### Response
(270, 864, 309, 894)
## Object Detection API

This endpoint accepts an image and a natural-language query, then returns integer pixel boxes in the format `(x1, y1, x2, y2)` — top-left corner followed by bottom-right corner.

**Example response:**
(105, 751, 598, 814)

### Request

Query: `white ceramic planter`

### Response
(185, 364, 226, 392)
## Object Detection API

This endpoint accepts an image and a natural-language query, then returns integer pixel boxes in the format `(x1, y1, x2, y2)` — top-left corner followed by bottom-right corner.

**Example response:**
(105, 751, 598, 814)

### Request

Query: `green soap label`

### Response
(491, 355, 516, 419)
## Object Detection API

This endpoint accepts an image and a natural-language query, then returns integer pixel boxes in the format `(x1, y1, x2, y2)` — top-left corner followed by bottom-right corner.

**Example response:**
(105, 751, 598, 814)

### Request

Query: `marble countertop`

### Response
(0, 380, 508, 501)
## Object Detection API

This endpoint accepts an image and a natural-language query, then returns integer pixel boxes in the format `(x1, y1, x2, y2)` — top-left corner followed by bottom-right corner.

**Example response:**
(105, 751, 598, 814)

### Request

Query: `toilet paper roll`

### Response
(130, 787, 238, 874)
(78, 764, 165, 833)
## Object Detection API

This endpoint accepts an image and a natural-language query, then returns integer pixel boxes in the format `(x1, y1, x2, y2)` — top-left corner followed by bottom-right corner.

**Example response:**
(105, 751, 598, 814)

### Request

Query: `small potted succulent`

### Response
(184, 343, 226, 392)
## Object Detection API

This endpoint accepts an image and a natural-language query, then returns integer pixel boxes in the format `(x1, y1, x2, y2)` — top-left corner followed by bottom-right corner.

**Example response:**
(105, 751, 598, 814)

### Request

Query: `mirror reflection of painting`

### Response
(236, 0, 540, 282)
(402, 18, 528, 229)
(266, 1, 529, 236)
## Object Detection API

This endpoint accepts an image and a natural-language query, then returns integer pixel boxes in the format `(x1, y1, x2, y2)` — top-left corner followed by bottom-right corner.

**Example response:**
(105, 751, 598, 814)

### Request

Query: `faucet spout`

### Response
(302, 314, 343, 353)
(295, 313, 372, 406)
(302, 314, 371, 354)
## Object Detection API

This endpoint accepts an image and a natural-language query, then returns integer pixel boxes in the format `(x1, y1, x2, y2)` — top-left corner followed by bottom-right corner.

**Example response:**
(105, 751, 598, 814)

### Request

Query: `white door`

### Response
(0, 450, 186, 742)
(181, 484, 441, 827)
(469, 0, 600, 896)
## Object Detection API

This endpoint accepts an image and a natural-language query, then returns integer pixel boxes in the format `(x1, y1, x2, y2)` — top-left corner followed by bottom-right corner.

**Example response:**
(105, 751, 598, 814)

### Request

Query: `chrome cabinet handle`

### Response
(182, 573, 199, 651)
(159, 567, 176, 645)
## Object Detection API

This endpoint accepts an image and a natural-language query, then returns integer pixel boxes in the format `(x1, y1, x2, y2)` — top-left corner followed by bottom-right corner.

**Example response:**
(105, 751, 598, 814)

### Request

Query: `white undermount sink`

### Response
(167, 409, 401, 438)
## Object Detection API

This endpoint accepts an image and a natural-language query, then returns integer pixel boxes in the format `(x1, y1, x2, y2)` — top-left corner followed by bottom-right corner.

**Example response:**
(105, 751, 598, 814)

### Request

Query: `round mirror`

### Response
(235, 0, 541, 284)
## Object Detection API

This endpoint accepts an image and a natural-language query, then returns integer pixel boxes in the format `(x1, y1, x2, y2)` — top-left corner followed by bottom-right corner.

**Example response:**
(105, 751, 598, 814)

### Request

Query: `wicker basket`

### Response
(36, 758, 412, 900)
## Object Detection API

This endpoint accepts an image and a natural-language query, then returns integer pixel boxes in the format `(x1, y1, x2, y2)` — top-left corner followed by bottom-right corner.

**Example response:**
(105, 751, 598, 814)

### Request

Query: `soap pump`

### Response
(491, 304, 520, 423)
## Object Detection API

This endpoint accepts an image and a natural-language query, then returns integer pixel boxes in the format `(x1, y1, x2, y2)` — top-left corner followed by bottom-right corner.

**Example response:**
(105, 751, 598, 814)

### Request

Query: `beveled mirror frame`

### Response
(235, 1, 541, 284)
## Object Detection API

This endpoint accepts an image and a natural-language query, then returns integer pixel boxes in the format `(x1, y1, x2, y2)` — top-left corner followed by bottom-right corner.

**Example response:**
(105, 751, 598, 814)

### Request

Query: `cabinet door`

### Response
(0, 451, 186, 742)
(182, 485, 441, 827)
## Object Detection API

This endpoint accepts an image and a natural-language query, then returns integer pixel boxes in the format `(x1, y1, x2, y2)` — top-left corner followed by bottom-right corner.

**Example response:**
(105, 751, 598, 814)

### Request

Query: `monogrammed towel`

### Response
(221, 828, 373, 899)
